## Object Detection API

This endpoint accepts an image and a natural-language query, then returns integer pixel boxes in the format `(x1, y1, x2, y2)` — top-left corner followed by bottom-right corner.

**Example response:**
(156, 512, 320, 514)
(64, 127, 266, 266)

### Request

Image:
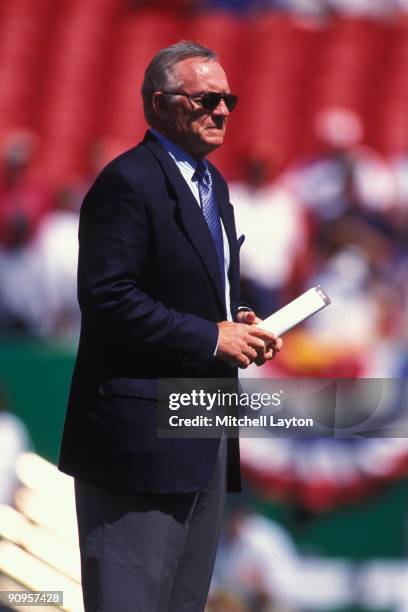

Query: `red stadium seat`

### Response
(0, 0, 55, 132)
(101, 10, 182, 145)
(34, 0, 122, 181)
(0, 4, 406, 181)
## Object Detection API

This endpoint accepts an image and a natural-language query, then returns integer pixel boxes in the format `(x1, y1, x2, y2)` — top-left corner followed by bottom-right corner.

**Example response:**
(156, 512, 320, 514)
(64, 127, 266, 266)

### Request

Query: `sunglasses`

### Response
(162, 90, 238, 112)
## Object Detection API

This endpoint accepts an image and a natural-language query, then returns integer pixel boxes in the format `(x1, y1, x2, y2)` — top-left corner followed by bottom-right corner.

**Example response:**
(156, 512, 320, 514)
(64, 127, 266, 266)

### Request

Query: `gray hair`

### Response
(141, 41, 218, 124)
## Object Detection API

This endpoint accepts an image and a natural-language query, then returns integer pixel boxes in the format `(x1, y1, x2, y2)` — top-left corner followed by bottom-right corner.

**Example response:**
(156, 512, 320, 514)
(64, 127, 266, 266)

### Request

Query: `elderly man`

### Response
(59, 41, 282, 612)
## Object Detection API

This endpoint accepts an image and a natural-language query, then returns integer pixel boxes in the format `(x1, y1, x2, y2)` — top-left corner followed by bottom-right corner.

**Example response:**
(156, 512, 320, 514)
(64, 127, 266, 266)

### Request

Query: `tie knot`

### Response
(194, 161, 209, 183)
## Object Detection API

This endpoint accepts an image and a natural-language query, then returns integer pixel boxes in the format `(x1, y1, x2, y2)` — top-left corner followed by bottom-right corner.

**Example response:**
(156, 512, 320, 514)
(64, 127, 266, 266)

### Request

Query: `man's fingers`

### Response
(254, 354, 265, 366)
(274, 337, 283, 351)
(235, 353, 251, 368)
(247, 326, 282, 346)
(215, 321, 282, 368)
(245, 335, 266, 350)
(241, 344, 258, 361)
(238, 358, 251, 369)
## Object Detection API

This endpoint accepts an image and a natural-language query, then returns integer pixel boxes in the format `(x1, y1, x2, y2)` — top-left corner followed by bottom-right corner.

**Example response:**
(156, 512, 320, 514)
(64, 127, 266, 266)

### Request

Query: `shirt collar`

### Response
(149, 128, 207, 181)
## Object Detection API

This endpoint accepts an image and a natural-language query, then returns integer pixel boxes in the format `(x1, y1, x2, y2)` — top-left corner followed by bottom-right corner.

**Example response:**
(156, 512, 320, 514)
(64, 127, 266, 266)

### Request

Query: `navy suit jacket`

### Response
(58, 132, 242, 493)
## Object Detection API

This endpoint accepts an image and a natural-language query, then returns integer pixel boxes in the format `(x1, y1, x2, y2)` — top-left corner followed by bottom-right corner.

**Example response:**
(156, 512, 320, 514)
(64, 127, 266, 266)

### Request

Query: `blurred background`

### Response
(0, 0, 408, 610)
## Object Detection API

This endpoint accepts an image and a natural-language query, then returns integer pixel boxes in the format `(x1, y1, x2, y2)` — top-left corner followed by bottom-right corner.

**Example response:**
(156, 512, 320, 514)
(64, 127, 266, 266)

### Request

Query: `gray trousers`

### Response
(74, 437, 226, 612)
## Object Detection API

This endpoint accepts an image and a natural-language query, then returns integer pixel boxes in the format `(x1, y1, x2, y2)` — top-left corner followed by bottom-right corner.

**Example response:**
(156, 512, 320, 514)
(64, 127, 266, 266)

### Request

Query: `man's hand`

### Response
(216, 314, 282, 368)
(236, 310, 283, 366)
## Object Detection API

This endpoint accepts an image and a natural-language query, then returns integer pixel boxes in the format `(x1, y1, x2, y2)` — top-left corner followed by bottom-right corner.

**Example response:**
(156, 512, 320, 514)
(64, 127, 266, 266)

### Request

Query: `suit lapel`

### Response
(143, 133, 226, 314)
(212, 176, 239, 299)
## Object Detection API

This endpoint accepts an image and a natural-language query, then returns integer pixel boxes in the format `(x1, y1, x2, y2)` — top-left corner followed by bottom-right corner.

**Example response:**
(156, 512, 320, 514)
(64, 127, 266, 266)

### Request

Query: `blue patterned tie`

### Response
(194, 161, 225, 288)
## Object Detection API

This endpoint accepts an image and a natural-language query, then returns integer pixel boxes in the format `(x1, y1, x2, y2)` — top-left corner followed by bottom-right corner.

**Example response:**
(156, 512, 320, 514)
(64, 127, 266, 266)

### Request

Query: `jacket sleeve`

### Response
(77, 169, 218, 369)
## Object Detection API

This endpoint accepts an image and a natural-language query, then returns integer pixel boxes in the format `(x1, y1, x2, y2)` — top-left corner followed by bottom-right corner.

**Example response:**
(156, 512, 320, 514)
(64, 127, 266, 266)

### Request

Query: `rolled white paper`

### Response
(258, 286, 331, 336)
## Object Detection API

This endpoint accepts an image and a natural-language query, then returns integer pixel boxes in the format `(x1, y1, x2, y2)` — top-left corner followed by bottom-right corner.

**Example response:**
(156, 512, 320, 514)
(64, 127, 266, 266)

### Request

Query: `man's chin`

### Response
(203, 134, 224, 150)
(191, 133, 225, 158)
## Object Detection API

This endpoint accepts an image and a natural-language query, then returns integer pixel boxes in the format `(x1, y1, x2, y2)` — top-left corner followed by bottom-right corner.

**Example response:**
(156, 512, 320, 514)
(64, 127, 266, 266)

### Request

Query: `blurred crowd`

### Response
(0, 130, 82, 341)
(128, 0, 408, 19)
(0, 106, 407, 380)
(234, 107, 408, 379)
(206, 507, 408, 612)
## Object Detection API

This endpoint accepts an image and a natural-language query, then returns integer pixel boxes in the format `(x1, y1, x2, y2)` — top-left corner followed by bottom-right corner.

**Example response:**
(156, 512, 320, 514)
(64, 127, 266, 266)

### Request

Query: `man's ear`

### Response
(152, 92, 170, 119)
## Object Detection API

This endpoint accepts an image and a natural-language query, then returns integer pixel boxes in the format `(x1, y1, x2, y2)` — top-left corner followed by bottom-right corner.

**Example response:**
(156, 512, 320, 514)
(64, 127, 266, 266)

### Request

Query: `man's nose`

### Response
(213, 99, 230, 117)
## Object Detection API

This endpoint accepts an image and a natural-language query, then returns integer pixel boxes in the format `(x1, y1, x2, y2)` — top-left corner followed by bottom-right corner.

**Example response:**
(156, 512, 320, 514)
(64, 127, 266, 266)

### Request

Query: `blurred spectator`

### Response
(211, 510, 299, 610)
(0, 130, 52, 249)
(231, 151, 311, 319)
(310, 247, 381, 345)
(283, 107, 366, 220)
(0, 386, 30, 506)
(32, 188, 80, 340)
(308, 244, 407, 377)
(0, 130, 59, 336)
(211, 509, 352, 610)
(0, 229, 45, 335)
(0, 175, 79, 340)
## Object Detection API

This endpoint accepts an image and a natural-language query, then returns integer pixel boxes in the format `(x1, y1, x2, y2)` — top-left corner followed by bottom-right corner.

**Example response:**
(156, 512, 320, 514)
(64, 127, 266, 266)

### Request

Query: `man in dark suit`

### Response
(59, 41, 282, 612)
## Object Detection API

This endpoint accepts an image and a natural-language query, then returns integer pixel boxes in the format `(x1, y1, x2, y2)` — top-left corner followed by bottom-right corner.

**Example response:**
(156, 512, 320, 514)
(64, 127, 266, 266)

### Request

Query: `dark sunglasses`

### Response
(162, 90, 238, 112)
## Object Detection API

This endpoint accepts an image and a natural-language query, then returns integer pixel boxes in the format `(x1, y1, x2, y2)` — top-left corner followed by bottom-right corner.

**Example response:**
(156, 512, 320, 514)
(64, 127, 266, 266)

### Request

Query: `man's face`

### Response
(153, 57, 232, 159)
